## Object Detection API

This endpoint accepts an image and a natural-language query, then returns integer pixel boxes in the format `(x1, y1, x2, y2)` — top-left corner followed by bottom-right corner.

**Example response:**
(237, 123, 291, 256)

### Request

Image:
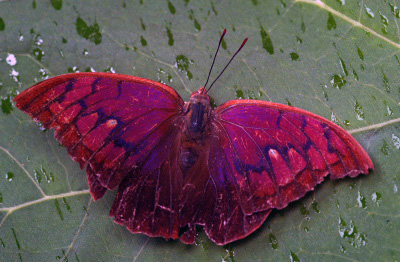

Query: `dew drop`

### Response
(140, 17, 146, 31)
(304, 227, 309, 232)
(61, 37, 67, 44)
(235, 89, 244, 99)
(389, 3, 400, 18)
(330, 74, 346, 89)
(286, 98, 292, 106)
(269, 233, 278, 250)
(371, 192, 382, 206)
(194, 18, 201, 31)
(290, 251, 300, 262)
(6, 54, 17, 66)
(327, 12, 337, 30)
(296, 36, 302, 44)
(260, 25, 274, 54)
(392, 134, 400, 149)
(337, 0, 345, 5)
(365, 5, 375, 18)
(5, 172, 14, 182)
(312, 201, 320, 213)
(0, 238, 5, 248)
(340, 244, 346, 253)
(354, 100, 364, 121)
(221, 39, 227, 50)
(382, 69, 390, 93)
(352, 68, 359, 81)
(175, 55, 193, 80)
(301, 21, 306, 33)
(339, 57, 348, 76)
(357, 191, 367, 208)
(211, 1, 217, 15)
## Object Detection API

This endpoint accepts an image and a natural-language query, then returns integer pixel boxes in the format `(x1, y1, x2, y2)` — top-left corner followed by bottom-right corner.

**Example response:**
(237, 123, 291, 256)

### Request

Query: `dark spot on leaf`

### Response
(140, 35, 147, 46)
(50, 0, 62, 10)
(166, 26, 174, 46)
(1, 96, 13, 114)
(76, 17, 102, 45)
(269, 233, 278, 249)
(327, 12, 336, 30)
(168, 1, 176, 14)
(260, 25, 274, 54)
(0, 17, 5, 31)
(290, 52, 299, 61)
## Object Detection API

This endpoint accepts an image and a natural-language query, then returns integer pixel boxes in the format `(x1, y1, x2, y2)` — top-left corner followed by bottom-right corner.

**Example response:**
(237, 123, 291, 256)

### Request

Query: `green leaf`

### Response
(1, 0, 399, 261)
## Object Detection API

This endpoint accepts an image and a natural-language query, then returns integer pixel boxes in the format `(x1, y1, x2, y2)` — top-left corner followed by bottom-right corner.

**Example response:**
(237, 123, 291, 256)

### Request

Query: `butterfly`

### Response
(14, 29, 373, 245)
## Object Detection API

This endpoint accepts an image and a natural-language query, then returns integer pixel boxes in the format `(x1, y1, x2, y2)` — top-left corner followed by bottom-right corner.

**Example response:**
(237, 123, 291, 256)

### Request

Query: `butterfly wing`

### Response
(14, 73, 185, 201)
(193, 99, 373, 245)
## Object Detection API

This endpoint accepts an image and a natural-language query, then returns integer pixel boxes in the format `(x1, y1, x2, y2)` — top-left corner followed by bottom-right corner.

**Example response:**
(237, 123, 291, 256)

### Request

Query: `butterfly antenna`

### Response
(206, 37, 248, 93)
(203, 29, 227, 93)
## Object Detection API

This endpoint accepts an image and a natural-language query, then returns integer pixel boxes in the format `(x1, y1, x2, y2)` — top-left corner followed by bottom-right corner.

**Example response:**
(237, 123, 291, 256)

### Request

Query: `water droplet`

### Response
(340, 244, 346, 253)
(290, 251, 300, 262)
(61, 37, 67, 44)
(327, 12, 337, 30)
(168, 1, 176, 14)
(140, 35, 147, 46)
(343, 120, 350, 126)
(286, 98, 292, 106)
(354, 100, 364, 121)
(337, 0, 345, 5)
(290, 52, 299, 61)
(300, 203, 309, 216)
(235, 89, 244, 99)
(296, 36, 302, 44)
(175, 55, 193, 80)
(166, 26, 174, 46)
(76, 17, 102, 45)
(222, 246, 235, 262)
(5, 172, 14, 182)
(330, 74, 346, 89)
(269, 233, 278, 250)
(0, 17, 5, 31)
(312, 201, 320, 213)
(260, 25, 274, 54)
(6, 54, 17, 66)
(0, 238, 5, 248)
(389, 3, 400, 18)
(1, 96, 13, 115)
(55, 199, 64, 221)
(392, 134, 400, 149)
(371, 192, 382, 206)
(304, 227, 309, 232)
(381, 140, 389, 155)
(50, 0, 62, 10)
(365, 5, 375, 18)
(357, 191, 367, 208)
(338, 217, 367, 247)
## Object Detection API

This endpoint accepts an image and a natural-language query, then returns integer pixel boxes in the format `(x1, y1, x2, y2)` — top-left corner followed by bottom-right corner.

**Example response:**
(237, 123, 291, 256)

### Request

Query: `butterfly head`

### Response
(184, 89, 212, 137)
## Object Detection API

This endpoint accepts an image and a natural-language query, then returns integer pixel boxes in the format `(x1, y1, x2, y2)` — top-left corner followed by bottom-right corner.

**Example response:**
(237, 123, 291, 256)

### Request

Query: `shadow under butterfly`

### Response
(14, 29, 374, 245)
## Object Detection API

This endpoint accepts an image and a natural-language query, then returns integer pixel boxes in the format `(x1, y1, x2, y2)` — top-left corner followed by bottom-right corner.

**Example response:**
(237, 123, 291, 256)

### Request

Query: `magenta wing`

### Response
(14, 72, 184, 199)
(191, 99, 374, 245)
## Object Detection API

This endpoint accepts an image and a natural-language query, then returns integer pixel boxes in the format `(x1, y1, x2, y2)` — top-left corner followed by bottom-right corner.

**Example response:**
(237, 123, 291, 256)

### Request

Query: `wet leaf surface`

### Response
(0, 0, 399, 261)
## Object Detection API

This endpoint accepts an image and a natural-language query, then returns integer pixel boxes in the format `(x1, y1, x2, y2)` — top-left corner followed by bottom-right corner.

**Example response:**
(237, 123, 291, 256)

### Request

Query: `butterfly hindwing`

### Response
(212, 100, 374, 212)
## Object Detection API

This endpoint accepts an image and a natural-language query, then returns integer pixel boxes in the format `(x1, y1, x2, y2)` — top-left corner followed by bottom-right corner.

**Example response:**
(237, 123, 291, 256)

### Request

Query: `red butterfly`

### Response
(14, 30, 373, 245)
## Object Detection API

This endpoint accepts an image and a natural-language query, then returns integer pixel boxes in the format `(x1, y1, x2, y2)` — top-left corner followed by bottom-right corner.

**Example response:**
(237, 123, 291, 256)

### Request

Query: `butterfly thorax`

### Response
(180, 88, 212, 173)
